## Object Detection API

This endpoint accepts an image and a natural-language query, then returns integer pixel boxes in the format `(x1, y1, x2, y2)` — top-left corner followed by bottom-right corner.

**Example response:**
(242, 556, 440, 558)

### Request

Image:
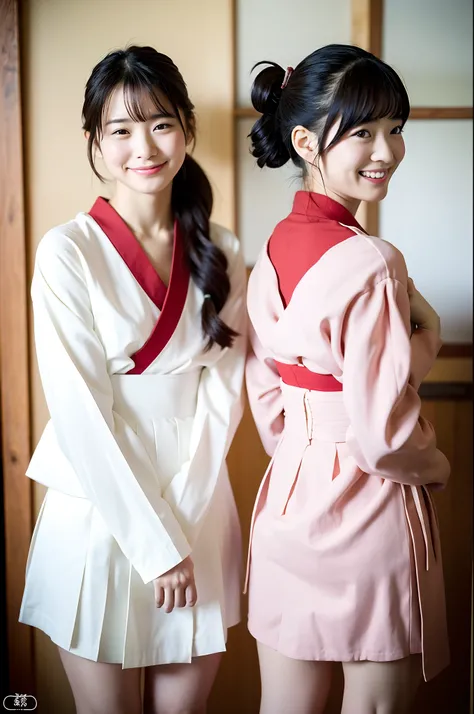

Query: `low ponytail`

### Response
(172, 154, 238, 351)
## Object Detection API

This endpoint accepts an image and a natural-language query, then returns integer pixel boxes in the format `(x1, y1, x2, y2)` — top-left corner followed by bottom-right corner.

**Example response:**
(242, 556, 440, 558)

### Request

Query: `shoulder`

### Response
(210, 222, 240, 255)
(360, 234, 408, 284)
(283, 232, 409, 314)
(320, 232, 408, 293)
(210, 222, 243, 270)
(34, 214, 97, 287)
(36, 221, 82, 266)
(35, 211, 106, 268)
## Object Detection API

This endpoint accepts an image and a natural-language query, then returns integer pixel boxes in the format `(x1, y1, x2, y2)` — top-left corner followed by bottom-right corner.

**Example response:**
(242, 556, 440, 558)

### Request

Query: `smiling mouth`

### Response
(129, 163, 166, 174)
(359, 169, 390, 181)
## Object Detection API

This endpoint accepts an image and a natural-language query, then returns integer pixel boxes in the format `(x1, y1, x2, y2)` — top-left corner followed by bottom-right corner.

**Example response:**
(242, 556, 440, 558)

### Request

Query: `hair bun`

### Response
(249, 61, 291, 168)
(250, 61, 285, 115)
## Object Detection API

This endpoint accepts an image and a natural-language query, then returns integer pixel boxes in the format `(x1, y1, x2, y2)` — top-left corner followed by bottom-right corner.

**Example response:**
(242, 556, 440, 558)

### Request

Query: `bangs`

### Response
(322, 58, 410, 150)
(122, 79, 177, 122)
(100, 71, 180, 132)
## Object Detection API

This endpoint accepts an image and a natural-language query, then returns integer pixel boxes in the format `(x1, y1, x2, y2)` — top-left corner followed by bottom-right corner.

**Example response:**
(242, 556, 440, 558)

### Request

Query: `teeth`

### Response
(361, 171, 386, 179)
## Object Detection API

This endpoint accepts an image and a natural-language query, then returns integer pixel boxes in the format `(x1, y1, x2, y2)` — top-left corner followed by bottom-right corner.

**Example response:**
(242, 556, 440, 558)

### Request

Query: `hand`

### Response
(153, 556, 197, 613)
(407, 278, 440, 335)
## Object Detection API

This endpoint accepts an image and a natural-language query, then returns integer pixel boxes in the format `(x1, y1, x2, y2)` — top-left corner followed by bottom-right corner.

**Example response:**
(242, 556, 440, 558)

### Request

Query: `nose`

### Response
(370, 136, 395, 165)
(134, 128, 157, 159)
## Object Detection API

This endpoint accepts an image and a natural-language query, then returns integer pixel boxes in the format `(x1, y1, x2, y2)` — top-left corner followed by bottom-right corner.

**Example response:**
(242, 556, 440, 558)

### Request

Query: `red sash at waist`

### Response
(274, 361, 342, 392)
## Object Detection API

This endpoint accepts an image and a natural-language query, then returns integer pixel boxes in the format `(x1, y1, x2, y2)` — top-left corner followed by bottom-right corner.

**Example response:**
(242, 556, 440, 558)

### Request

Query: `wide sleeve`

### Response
(162, 235, 247, 543)
(245, 319, 285, 458)
(342, 277, 450, 488)
(32, 231, 191, 584)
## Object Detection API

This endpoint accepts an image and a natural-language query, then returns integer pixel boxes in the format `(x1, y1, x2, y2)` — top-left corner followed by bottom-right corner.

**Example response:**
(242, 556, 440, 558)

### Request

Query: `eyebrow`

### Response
(105, 112, 175, 126)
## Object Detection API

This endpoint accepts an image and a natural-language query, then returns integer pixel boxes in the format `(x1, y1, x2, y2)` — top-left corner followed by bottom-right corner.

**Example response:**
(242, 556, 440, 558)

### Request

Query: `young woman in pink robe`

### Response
(20, 46, 246, 714)
(244, 44, 450, 714)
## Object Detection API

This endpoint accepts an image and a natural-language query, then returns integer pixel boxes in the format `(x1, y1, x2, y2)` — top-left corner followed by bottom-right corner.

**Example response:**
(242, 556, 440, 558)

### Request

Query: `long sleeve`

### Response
(343, 277, 450, 488)
(245, 321, 285, 457)
(162, 236, 248, 543)
(32, 231, 191, 584)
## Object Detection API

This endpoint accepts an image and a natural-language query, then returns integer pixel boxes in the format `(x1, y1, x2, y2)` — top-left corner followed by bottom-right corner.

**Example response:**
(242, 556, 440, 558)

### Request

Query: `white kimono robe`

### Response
(19, 197, 246, 667)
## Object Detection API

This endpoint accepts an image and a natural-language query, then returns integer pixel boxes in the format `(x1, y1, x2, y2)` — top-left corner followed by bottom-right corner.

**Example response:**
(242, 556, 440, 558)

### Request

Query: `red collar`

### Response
(89, 196, 183, 310)
(292, 191, 365, 231)
(88, 197, 190, 374)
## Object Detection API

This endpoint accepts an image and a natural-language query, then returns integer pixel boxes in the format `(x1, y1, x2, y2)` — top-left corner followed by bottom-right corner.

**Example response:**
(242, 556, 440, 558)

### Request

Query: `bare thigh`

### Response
(143, 652, 222, 714)
(341, 655, 422, 714)
(58, 647, 142, 714)
(257, 641, 333, 714)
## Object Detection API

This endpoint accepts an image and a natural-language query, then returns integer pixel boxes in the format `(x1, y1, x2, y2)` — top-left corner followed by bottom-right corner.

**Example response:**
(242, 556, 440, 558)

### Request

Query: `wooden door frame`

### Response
(0, 0, 35, 695)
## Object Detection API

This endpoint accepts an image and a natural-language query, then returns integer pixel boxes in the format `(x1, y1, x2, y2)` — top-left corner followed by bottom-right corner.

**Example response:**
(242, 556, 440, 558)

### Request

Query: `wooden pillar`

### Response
(0, 0, 35, 695)
(351, 0, 383, 235)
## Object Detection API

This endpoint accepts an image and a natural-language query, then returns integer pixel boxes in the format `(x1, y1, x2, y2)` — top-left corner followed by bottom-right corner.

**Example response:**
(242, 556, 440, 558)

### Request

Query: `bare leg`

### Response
(341, 655, 422, 714)
(58, 647, 142, 714)
(257, 640, 333, 714)
(143, 652, 222, 714)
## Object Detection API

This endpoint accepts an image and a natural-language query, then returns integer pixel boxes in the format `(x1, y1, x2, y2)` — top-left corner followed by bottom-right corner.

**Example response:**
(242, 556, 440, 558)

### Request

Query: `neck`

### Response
(109, 183, 174, 239)
(304, 176, 361, 217)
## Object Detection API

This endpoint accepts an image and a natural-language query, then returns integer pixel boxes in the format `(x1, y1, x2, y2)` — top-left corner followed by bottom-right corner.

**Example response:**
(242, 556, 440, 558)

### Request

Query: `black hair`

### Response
(249, 44, 410, 171)
(82, 45, 237, 350)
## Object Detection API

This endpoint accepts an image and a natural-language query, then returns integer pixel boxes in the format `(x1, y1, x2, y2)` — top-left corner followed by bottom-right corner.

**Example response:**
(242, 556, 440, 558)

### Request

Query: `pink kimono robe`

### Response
(245, 191, 450, 682)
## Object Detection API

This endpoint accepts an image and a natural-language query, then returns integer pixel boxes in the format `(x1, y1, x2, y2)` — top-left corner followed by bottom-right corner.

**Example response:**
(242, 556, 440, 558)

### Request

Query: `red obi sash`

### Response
(274, 361, 342, 392)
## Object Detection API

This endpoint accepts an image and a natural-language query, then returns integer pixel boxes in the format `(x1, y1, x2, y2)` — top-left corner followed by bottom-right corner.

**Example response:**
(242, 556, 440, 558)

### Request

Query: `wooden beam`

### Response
(410, 107, 473, 120)
(351, 0, 383, 233)
(439, 343, 473, 359)
(0, 0, 35, 695)
(351, 0, 383, 58)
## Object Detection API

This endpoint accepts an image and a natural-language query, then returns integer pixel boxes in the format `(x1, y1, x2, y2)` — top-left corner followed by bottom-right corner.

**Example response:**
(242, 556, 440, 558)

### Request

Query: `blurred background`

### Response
(0, 0, 472, 712)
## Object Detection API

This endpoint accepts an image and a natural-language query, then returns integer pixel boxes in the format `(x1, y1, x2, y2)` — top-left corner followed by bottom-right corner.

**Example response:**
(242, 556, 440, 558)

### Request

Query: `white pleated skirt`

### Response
(20, 372, 242, 667)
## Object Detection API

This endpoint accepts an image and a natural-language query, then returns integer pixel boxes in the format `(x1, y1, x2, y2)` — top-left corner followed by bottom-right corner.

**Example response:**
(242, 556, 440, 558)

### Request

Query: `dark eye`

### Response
(154, 123, 171, 131)
(112, 128, 129, 136)
(392, 125, 404, 135)
(354, 129, 370, 138)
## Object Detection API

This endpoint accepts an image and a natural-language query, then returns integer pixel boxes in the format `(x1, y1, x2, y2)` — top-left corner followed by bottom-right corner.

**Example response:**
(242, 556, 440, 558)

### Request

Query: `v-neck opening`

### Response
(89, 196, 174, 311)
(88, 196, 191, 373)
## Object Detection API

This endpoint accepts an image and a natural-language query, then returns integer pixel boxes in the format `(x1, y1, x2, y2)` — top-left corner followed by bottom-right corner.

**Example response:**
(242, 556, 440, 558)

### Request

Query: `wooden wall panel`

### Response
(209, 392, 268, 714)
(413, 399, 473, 713)
(0, 0, 34, 695)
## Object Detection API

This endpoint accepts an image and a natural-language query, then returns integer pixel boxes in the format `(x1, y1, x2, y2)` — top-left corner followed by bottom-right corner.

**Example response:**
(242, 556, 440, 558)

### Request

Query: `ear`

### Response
(84, 130, 102, 155)
(291, 125, 319, 163)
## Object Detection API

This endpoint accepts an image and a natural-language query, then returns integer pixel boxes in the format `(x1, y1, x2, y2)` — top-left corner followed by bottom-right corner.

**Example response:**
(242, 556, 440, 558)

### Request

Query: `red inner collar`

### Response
(292, 191, 365, 231)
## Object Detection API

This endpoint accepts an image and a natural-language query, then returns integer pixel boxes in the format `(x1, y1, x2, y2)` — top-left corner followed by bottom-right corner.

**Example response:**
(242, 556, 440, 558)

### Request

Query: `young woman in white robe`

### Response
(20, 45, 246, 714)
(244, 45, 450, 714)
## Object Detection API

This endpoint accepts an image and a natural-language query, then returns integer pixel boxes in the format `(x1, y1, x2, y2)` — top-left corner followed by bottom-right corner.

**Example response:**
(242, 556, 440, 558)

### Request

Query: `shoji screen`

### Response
(380, 0, 473, 342)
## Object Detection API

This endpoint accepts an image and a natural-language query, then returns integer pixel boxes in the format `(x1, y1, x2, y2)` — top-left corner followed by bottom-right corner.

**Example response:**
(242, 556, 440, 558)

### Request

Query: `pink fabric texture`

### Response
(245, 193, 450, 681)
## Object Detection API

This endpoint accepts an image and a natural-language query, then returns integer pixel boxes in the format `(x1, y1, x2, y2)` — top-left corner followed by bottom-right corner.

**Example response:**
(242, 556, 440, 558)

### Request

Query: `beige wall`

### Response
(21, 1, 233, 711)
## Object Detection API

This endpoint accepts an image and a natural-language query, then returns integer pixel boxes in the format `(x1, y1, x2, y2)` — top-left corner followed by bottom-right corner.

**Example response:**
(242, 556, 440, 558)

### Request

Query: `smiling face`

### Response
(312, 116, 406, 211)
(96, 84, 188, 196)
(291, 115, 407, 215)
